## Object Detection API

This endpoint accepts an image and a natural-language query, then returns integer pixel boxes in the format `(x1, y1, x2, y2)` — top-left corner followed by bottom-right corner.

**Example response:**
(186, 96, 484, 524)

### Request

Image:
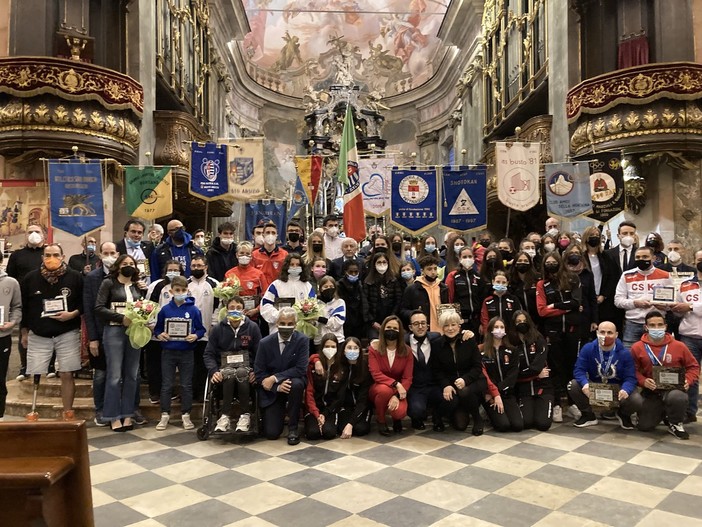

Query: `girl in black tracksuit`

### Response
(336, 260, 369, 341)
(508, 310, 553, 431)
(337, 337, 373, 438)
(508, 251, 542, 331)
(305, 334, 347, 440)
(480, 270, 522, 335)
(446, 246, 487, 334)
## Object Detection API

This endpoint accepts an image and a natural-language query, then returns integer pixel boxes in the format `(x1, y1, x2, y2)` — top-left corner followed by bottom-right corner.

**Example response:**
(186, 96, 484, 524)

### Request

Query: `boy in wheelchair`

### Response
(203, 296, 262, 433)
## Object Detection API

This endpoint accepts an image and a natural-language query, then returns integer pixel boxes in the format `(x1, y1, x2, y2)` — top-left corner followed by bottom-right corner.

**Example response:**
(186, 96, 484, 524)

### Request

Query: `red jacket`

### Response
(368, 343, 413, 393)
(225, 264, 269, 297)
(630, 333, 700, 388)
(252, 246, 288, 286)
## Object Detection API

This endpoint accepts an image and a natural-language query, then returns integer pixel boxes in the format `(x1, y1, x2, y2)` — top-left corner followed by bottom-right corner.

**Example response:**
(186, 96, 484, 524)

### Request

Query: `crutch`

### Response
(26, 374, 41, 421)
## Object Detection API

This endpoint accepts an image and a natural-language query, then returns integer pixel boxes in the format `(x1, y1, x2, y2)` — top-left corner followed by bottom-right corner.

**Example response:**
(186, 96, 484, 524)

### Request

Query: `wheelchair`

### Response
(196, 365, 261, 440)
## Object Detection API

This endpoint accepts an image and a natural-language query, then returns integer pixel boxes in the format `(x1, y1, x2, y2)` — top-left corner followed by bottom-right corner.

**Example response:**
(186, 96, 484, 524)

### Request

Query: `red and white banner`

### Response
(495, 141, 541, 212)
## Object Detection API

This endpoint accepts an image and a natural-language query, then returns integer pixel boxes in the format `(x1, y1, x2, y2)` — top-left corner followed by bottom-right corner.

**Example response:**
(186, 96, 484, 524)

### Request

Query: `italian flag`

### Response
(337, 105, 365, 241)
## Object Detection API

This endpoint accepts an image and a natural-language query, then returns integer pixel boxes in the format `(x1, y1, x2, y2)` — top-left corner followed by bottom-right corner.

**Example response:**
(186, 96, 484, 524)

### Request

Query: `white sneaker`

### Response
(553, 405, 563, 423)
(215, 414, 230, 432)
(182, 413, 194, 430)
(15, 373, 26, 381)
(46, 371, 57, 379)
(567, 405, 582, 421)
(235, 413, 251, 432)
(156, 413, 170, 431)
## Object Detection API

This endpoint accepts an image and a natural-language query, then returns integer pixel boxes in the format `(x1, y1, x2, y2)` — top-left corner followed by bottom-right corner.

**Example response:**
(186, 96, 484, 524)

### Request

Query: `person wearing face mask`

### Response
(304, 334, 347, 439)
(254, 307, 310, 445)
(154, 276, 206, 431)
(581, 225, 619, 332)
(418, 235, 442, 263)
(563, 247, 599, 336)
(7, 225, 46, 380)
(330, 238, 361, 280)
(68, 235, 100, 275)
(252, 222, 289, 285)
(21, 244, 83, 421)
(363, 234, 401, 278)
(95, 254, 149, 431)
(391, 233, 420, 276)
(444, 235, 467, 277)
(603, 221, 638, 276)
(192, 229, 207, 250)
(520, 237, 542, 270)
(629, 311, 700, 439)
(205, 222, 238, 282)
(282, 220, 306, 255)
(567, 321, 638, 429)
(363, 252, 403, 339)
(643, 232, 666, 268)
(337, 337, 373, 438)
(660, 240, 695, 276)
(479, 247, 506, 286)
(614, 246, 673, 350)
(225, 241, 269, 322)
(251, 223, 265, 248)
(149, 219, 203, 282)
(336, 260, 368, 340)
(314, 276, 346, 345)
(445, 246, 487, 333)
(204, 296, 262, 433)
(399, 256, 449, 333)
(540, 234, 557, 258)
(471, 230, 493, 270)
(480, 317, 523, 433)
(116, 220, 154, 261)
(260, 254, 316, 334)
(308, 256, 329, 290)
(0, 250, 21, 421)
(508, 251, 542, 331)
(497, 238, 516, 269)
(399, 261, 416, 289)
(545, 217, 560, 239)
(480, 270, 522, 335)
(507, 310, 553, 431)
(322, 214, 344, 260)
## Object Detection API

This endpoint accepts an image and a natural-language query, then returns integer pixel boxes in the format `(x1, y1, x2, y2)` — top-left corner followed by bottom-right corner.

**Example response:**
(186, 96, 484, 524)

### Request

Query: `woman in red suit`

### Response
(368, 315, 414, 436)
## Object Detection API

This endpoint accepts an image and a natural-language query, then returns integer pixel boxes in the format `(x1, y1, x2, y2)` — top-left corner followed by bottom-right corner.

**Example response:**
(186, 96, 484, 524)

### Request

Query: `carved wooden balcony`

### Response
(567, 62, 702, 156)
(0, 57, 143, 162)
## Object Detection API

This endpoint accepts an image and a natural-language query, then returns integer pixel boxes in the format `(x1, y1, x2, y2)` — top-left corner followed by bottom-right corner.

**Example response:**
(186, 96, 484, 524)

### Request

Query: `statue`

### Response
(66, 37, 87, 61)
(366, 90, 390, 112)
(272, 31, 303, 72)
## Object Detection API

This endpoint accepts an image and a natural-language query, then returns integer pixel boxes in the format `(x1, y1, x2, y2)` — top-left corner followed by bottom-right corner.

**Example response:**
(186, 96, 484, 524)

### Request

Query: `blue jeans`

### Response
(161, 348, 194, 414)
(680, 335, 702, 416)
(622, 321, 644, 351)
(103, 326, 140, 420)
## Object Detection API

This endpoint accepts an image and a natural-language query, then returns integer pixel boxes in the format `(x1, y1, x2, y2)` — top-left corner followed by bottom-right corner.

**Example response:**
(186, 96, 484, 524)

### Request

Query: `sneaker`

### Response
(46, 371, 57, 379)
(149, 396, 160, 405)
(566, 405, 582, 421)
(684, 412, 697, 424)
(215, 414, 231, 432)
(62, 409, 76, 421)
(94, 412, 109, 427)
(235, 413, 251, 432)
(182, 413, 194, 430)
(616, 409, 635, 430)
(573, 413, 598, 428)
(668, 421, 690, 440)
(553, 405, 563, 423)
(133, 411, 148, 426)
(16, 369, 26, 381)
(156, 413, 170, 431)
(600, 410, 617, 420)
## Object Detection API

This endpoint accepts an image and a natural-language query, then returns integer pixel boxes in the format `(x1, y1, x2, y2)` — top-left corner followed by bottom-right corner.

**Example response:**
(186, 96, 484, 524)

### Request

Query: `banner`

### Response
(295, 155, 322, 205)
(587, 152, 625, 222)
(544, 162, 593, 218)
(495, 141, 541, 211)
(189, 142, 228, 201)
(227, 138, 265, 200)
(337, 105, 366, 241)
(124, 166, 173, 220)
(244, 200, 288, 240)
(390, 167, 439, 234)
(359, 157, 393, 218)
(440, 166, 487, 231)
(287, 175, 309, 221)
(48, 160, 104, 236)
(0, 180, 49, 245)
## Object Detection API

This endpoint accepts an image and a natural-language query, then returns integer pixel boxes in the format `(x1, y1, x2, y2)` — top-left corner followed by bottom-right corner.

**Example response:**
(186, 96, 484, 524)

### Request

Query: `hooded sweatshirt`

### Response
(0, 271, 22, 337)
(149, 230, 203, 282)
(630, 332, 700, 389)
(205, 237, 238, 282)
(153, 296, 206, 351)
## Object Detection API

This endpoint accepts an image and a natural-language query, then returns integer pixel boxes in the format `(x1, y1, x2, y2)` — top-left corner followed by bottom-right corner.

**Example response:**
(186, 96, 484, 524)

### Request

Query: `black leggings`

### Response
(484, 394, 524, 432)
(438, 378, 487, 431)
(544, 326, 580, 401)
(304, 412, 338, 440)
(337, 407, 372, 437)
(0, 335, 11, 417)
(220, 378, 252, 414)
(519, 394, 554, 431)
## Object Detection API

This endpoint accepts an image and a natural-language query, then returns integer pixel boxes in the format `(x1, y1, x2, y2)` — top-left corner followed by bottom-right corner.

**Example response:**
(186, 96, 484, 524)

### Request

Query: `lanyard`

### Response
(597, 346, 616, 381)
(644, 344, 668, 366)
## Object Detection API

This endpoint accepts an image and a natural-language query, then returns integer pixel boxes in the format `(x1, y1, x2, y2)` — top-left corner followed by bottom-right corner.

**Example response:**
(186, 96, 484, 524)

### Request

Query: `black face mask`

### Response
(697, 262, 702, 273)
(391, 242, 402, 252)
(480, 240, 491, 248)
(423, 274, 437, 283)
(287, 232, 300, 243)
(375, 246, 387, 254)
(500, 249, 512, 260)
(486, 258, 497, 268)
(566, 255, 581, 265)
(636, 259, 651, 271)
(312, 243, 323, 253)
(587, 236, 600, 248)
(191, 269, 205, 279)
(320, 288, 336, 302)
(516, 322, 530, 334)
(515, 263, 530, 273)
(544, 263, 559, 274)
(120, 266, 136, 278)
(383, 329, 399, 341)
(645, 239, 657, 248)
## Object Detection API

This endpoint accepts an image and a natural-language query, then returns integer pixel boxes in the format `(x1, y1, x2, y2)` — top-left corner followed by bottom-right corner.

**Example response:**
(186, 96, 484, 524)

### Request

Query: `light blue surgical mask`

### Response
(425, 244, 436, 253)
(86, 244, 96, 253)
(346, 274, 359, 283)
(648, 328, 666, 340)
(345, 348, 360, 361)
(401, 270, 414, 281)
(166, 271, 180, 281)
(288, 267, 302, 276)
(174, 293, 188, 302)
(493, 284, 508, 293)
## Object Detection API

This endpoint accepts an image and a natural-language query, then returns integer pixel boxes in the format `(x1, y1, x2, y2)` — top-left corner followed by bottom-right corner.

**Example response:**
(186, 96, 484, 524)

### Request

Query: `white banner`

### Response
(359, 156, 394, 218)
(495, 141, 541, 211)
(225, 137, 265, 200)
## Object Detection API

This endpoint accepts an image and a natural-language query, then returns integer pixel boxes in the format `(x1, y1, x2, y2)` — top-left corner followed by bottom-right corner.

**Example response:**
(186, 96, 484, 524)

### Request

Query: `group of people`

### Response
(0, 213, 699, 445)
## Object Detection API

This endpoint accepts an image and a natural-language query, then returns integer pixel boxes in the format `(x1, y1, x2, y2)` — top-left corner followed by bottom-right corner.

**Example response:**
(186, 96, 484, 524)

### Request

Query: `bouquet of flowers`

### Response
(213, 275, 242, 321)
(292, 297, 323, 338)
(124, 299, 161, 348)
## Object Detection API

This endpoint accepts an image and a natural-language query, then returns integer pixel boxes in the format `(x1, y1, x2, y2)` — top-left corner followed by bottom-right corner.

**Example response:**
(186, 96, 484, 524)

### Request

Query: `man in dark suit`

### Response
(405, 310, 444, 431)
(115, 219, 154, 262)
(254, 307, 309, 445)
(330, 238, 363, 280)
(603, 221, 638, 332)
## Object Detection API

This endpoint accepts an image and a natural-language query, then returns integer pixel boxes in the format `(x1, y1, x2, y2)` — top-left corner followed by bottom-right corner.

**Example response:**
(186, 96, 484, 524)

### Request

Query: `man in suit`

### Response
(330, 238, 362, 280)
(254, 307, 309, 445)
(115, 219, 154, 262)
(604, 221, 638, 332)
(405, 310, 444, 430)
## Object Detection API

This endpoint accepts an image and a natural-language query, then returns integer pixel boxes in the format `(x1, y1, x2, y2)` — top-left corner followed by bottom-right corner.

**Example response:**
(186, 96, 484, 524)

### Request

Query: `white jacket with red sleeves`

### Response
(614, 266, 672, 324)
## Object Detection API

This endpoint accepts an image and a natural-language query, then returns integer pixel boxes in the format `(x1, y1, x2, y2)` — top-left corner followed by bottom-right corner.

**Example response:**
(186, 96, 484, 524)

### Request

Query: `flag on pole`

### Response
(124, 166, 173, 219)
(337, 105, 365, 241)
(287, 174, 309, 221)
(48, 160, 104, 236)
(295, 155, 323, 205)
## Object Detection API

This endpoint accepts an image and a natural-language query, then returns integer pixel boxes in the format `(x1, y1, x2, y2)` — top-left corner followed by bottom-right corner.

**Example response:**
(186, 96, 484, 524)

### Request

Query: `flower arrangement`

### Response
(292, 297, 323, 338)
(124, 299, 161, 348)
(213, 275, 242, 320)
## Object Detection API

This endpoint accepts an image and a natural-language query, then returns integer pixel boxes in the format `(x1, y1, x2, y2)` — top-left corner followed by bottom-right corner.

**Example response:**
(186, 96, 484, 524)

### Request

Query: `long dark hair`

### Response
(507, 310, 541, 346)
(483, 316, 511, 359)
(109, 254, 139, 283)
(445, 235, 467, 274)
(279, 253, 310, 282)
(364, 252, 397, 285)
(341, 336, 366, 385)
(541, 251, 577, 292)
(479, 245, 505, 283)
(318, 333, 345, 380)
(508, 250, 539, 289)
(377, 315, 408, 357)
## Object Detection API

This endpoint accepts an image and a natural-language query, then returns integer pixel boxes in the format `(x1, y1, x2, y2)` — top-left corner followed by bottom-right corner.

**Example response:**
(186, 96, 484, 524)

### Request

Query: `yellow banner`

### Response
(226, 138, 265, 200)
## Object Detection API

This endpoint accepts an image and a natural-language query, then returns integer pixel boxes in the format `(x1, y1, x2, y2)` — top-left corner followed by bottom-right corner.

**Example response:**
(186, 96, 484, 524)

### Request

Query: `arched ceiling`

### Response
(238, 0, 453, 99)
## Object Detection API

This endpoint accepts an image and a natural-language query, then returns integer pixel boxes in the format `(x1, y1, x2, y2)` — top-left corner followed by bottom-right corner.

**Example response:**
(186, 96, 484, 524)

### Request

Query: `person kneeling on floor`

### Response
(204, 296, 261, 432)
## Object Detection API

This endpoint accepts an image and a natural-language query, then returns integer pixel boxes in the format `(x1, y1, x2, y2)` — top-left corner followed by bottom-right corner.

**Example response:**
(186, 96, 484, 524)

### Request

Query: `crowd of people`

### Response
(0, 214, 699, 445)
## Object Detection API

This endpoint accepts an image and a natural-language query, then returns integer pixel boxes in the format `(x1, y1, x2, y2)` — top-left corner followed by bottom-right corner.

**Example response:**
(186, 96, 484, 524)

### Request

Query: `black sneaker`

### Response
(668, 421, 690, 440)
(599, 410, 617, 421)
(133, 411, 148, 426)
(616, 409, 635, 430)
(574, 413, 598, 428)
(684, 412, 697, 424)
(411, 418, 425, 430)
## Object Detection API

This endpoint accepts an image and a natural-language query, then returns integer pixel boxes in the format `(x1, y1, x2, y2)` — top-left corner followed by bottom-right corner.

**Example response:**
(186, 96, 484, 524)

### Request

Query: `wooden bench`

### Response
(0, 420, 94, 527)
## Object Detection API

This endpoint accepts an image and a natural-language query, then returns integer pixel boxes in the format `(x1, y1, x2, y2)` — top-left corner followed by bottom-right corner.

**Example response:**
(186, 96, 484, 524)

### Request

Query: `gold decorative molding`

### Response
(153, 110, 209, 169)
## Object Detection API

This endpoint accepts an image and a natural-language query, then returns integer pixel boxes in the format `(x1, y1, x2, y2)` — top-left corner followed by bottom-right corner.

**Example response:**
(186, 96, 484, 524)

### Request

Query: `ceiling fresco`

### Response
(240, 0, 452, 98)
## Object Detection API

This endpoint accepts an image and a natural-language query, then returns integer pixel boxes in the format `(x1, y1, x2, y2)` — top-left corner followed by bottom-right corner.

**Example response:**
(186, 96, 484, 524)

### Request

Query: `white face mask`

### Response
(461, 257, 474, 269)
(254, 234, 264, 246)
(547, 228, 558, 237)
(525, 249, 536, 258)
(220, 237, 233, 246)
(264, 234, 277, 246)
(667, 250, 681, 265)
(101, 255, 117, 269)
(620, 235, 635, 248)
(375, 264, 388, 274)
(28, 232, 43, 245)
(454, 245, 465, 254)
(544, 243, 556, 252)
(327, 226, 339, 238)
(194, 236, 205, 247)
(322, 347, 337, 360)
(237, 255, 251, 265)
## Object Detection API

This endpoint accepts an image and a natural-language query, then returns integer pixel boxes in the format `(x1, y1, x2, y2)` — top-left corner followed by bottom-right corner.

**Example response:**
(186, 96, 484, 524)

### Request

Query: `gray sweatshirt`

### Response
(0, 271, 22, 337)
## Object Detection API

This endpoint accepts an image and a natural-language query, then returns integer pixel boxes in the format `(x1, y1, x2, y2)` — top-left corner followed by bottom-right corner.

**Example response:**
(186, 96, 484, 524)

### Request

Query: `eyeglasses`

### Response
(411, 322, 428, 327)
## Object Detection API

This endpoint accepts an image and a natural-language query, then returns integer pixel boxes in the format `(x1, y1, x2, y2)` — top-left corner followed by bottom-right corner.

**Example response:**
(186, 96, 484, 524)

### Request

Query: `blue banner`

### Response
(245, 200, 288, 240)
(190, 142, 228, 201)
(544, 162, 593, 218)
(440, 166, 487, 231)
(48, 160, 104, 236)
(390, 167, 439, 234)
(287, 176, 309, 221)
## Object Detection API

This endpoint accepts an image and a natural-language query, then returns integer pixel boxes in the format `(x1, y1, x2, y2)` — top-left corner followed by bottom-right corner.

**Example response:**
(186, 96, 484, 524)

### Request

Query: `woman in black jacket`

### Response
(581, 226, 618, 330)
(363, 252, 403, 339)
(445, 246, 486, 333)
(305, 334, 347, 440)
(508, 250, 542, 331)
(337, 337, 372, 438)
(95, 254, 148, 432)
(431, 311, 487, 435)
(336, 260, 368, 340)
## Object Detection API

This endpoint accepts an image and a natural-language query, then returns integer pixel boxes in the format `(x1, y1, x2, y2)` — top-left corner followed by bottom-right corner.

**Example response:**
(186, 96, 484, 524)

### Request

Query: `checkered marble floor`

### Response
(87, 418, 702, 527)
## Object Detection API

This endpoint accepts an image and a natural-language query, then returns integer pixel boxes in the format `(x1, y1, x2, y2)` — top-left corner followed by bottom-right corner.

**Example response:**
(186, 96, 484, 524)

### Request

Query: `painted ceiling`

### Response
(240, 0, 452, 99)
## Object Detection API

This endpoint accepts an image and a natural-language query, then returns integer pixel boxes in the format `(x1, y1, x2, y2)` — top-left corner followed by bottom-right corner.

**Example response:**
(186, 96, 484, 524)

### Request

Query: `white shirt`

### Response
(387, 348, 396, 368)
(323, 233, 344, 260)
(187, 274, 219, 338)
(589, 254, 602, 295)
(125, 239, 146, 261)
(410, 334, 431, 362)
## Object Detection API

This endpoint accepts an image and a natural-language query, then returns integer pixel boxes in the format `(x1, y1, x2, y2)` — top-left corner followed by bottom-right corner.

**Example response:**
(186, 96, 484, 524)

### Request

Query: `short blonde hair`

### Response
(439, 310, 462, 328)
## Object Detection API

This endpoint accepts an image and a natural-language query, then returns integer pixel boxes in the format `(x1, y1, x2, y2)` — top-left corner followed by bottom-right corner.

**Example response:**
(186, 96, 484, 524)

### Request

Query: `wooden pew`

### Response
(0, 420, 94, 527)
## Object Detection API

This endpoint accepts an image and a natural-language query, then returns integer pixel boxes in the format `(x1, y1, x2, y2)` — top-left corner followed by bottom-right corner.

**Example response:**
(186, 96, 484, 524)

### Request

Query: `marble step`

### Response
(16, 377, 154, 399)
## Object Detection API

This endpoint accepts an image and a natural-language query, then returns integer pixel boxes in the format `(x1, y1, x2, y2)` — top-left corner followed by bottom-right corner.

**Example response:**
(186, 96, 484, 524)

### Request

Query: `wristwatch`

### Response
(391, 380, 398, 389)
